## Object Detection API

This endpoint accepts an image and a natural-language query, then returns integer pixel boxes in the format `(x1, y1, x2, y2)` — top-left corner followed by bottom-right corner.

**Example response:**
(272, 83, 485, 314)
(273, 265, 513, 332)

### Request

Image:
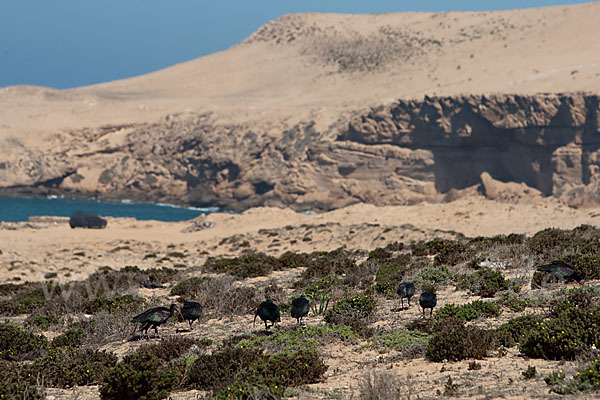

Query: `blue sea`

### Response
(0, 196, 224, 222)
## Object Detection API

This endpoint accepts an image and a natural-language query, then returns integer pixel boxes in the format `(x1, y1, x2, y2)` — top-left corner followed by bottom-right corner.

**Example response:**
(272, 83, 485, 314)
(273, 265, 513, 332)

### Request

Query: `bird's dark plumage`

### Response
(139, 277, 167, 289)
(132, 303, 183, 337)
(254, 300, 281, 330)
(419, 292, 437, 317)
(178, 301, 203, 330)
(397, 282, 416, 309)
(537, 261, 584, 284)
(291, 296, 310, 324)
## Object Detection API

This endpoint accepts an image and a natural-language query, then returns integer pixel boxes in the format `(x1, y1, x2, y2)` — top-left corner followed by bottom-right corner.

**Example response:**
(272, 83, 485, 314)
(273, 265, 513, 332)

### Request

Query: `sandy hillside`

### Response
(1, 2, 600, 144)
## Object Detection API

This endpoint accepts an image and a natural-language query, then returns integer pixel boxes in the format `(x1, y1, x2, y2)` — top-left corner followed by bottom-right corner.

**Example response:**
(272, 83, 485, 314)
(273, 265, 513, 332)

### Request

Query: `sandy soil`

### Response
(2, 196, 598, 285)
(2, 196, 600, 398)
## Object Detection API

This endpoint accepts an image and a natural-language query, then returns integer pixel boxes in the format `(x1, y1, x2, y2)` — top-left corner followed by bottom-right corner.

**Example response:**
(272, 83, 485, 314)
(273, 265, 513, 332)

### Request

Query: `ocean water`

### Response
(0, 196, 223, 222)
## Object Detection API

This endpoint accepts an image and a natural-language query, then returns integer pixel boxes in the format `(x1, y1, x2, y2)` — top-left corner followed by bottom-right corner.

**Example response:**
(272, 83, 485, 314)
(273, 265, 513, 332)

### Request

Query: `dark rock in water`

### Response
(69, 211, 107, 229)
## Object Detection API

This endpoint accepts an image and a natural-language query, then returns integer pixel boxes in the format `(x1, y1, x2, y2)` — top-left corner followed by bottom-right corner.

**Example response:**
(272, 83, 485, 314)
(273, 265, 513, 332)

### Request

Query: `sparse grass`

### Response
(358, 329, 429, 357)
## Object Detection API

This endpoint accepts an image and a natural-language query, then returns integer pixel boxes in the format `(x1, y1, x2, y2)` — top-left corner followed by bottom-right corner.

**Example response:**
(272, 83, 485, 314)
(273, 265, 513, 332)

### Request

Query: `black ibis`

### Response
(254, 300, 281, 330)
(291, 296, 310, 324)
(131, 303, 184, 338)
(537, 261, 584, 285)
(177, 301, 203, 330)
(419, 292, 437, 317)
(397, 282, 415, 309)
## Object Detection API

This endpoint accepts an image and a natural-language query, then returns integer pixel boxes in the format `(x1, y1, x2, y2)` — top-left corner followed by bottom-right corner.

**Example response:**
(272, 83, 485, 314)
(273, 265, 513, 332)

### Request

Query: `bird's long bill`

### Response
(253, 311, 258, 327)
(177, 309, 185, 322)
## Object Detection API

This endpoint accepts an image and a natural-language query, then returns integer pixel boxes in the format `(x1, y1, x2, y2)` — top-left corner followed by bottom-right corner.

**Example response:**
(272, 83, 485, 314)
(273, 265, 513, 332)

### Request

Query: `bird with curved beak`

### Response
(131, 303, 185, 338)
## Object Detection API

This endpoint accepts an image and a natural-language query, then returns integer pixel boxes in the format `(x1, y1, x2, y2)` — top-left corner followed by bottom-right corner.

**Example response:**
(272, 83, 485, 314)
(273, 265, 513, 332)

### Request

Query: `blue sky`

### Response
(0, 0, 589, 89)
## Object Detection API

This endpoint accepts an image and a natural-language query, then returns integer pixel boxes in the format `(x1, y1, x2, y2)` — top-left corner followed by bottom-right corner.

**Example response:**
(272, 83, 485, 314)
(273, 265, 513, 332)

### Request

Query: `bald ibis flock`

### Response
(130, 260, 580, 338)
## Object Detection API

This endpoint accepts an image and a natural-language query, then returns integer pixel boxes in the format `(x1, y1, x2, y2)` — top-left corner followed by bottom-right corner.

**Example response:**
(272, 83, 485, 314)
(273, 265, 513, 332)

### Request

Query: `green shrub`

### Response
(204, 254, 282, 278)
(519, 300, 600, 360)
(360, 329, 429, 355)
(324, 294, 376, 335)
(522, 366, 537, 379)
(496, 290, 529, 312)
(83, 294, 145, 314)
(32, 347, 117, 388)
(187, 345, 261, 391)
(0, 360, 42, 399)
(575, 359, 600, 391)
(236, 325, 357, 354)
(456, 268, 510, 297)
(299, 248, 358, 281)
(0, 323, 48, 358)
(137, 336, 206, 362)
(434, 301, 501, 322)
(411, 239, 469, 266)
(495, 315, 544, 347)
(249, 348, 327, 392)
(51, 328, 86, 348)
(427, 319, 496, 361)
(169, 276, 210, 297)
(25, 313, 60, 330)
(100, 352, 178, 400)
(416, 265, 454, 292)
(406, 318, 434, 334)
(373, 258, 411, 297)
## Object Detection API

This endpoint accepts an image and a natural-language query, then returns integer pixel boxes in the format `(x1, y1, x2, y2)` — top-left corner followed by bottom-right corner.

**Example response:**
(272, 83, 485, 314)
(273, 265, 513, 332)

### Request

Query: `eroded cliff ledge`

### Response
(1, 93, 599, 210)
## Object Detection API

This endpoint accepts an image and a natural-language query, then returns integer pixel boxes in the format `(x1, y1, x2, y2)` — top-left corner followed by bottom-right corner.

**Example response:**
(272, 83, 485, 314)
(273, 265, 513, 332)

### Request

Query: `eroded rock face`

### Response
(1, 94, 599, 210)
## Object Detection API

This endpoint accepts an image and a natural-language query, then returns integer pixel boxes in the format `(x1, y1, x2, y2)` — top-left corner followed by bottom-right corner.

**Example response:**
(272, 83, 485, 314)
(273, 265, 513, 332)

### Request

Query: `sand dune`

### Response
(2, 2, 600, 142)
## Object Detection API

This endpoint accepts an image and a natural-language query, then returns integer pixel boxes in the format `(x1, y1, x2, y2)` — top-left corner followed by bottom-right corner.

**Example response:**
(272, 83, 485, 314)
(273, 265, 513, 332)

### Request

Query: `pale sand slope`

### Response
(1, 196, 599, 284)
(1, 2, 600, 145)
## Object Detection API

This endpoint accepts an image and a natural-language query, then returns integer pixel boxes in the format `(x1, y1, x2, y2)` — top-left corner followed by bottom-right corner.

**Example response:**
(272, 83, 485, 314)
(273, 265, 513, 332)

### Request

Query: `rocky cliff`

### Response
(1, 93, 599, 210)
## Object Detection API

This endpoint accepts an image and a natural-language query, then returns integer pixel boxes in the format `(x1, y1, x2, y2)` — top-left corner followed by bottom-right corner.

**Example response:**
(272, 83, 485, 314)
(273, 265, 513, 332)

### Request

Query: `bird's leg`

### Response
(189, 321, 193, 330)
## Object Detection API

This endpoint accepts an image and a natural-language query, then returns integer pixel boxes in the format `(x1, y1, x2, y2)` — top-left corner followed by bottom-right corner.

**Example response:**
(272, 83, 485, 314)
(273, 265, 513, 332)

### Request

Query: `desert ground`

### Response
(2, 195, 600, 399)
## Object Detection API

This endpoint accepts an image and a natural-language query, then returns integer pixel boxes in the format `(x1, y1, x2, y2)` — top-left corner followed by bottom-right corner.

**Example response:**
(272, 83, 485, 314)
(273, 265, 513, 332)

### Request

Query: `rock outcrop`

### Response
(1, 93, 599, 210)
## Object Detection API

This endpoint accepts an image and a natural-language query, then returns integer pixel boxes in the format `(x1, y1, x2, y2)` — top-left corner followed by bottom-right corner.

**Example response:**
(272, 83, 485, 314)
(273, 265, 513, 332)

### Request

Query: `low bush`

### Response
(456, 268, 511, 297)
(411, 239, 469, 266)
(0, 323, 48, 358)
(25, 312, 60, 330)
(355, 370, 404, 400)
(100, 352, 178, 400)
(83, 294, 145, 314)
(415, 265, 454, 292)
(427, 319, 496, 361)
(360, 329, 429, 357)
(51, 328, 86, 348)
(299, 248, 358, 281)
(324, 294, 376, 335)
(519, 299, 600, 360)
(136, 336, 207, 363)
(32, 347, 117, 388)
(0, 360, 42, 399)
(434, 301, 501, 322)
(169, 276, 211, 297)
(496, 290, 529, 312)
(204, 253, 287, 278)
(495, 315, 544, 347)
